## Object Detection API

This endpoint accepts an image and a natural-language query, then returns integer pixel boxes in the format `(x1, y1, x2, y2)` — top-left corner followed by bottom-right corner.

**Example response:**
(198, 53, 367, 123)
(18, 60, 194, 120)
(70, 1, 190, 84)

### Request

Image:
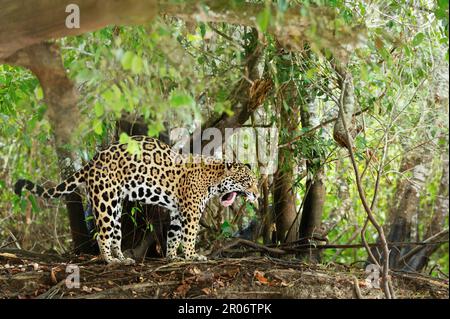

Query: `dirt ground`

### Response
(0, 249, 448, 299)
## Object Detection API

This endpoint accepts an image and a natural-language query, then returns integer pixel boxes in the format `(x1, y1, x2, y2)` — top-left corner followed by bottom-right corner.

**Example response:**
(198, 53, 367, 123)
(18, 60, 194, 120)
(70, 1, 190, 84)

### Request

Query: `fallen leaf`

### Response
(201, 287, 211, 295)
(359, 280, 368, 287)
(92, 287, 103, 292)
(82, 286, 92, 293)
(254, 270, 269, 285)
(175, 282, 191, 297)
(50, 268, 57, 284)
(189, 266, 201, 275)
(225, 267, 240, 278)
(0, 253, 18, 259)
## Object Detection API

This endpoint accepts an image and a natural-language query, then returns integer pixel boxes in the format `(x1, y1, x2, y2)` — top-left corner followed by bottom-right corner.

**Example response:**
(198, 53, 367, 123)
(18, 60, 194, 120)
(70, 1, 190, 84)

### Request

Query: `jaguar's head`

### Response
(218, 162, 259, 207)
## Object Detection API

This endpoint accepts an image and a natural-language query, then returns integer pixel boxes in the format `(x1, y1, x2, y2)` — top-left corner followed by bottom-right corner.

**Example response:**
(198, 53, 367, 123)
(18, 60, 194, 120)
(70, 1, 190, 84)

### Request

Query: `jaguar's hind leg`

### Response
(166, 210, 182, 260)
(94, 210, 119, 265)
(110, 203, 135, 265)
(89, 189, 120, 264)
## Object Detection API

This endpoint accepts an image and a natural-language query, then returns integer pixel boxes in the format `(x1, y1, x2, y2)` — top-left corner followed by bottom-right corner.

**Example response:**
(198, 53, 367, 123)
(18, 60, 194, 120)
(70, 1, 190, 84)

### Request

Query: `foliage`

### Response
(0, 0, 448, 275)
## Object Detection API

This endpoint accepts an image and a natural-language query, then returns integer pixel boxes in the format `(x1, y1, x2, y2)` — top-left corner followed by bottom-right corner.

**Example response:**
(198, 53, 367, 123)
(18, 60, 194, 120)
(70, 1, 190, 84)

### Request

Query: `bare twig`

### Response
(397, 229, 449, 265)
(352, 276, 364, 299)
(211, 238, 286, 257)
(337, 74, 393, 299)
(279, 106, 371, 149)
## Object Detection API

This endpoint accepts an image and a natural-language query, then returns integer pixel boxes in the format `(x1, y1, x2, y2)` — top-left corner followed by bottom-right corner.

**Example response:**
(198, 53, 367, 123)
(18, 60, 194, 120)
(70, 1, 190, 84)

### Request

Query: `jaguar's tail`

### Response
(14, 165, 88, 199)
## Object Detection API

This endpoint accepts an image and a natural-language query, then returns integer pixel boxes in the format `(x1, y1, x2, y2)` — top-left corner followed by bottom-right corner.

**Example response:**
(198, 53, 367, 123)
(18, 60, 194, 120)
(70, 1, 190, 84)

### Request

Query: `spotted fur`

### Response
(15, 136, 259, 265)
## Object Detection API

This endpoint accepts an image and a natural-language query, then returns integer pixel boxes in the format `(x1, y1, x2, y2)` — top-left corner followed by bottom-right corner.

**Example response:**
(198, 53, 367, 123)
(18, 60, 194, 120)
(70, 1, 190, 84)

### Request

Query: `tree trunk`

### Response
(297, 89, 326, 262)
(401, 152, 449, 271)
(4, 43, 96, 254)
(273, 80, 300, 243)
(381, 150, 430, 269)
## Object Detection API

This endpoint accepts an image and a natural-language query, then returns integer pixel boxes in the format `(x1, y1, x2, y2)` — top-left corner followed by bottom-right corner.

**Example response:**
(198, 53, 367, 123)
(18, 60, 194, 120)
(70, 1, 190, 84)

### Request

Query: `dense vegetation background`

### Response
(0, 0, 448, 296)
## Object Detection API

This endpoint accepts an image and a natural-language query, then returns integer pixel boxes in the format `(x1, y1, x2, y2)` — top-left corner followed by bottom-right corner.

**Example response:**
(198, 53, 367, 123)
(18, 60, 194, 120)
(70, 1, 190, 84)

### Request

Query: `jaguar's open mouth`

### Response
(220, 192, 237, 207)
(220, 191, 249, 207)
(220, 192, 255, 207)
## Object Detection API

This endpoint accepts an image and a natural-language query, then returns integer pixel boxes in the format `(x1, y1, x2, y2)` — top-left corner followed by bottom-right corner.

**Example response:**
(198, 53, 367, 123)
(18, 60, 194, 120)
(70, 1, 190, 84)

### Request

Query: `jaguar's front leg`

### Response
(181, 210, 207, 261)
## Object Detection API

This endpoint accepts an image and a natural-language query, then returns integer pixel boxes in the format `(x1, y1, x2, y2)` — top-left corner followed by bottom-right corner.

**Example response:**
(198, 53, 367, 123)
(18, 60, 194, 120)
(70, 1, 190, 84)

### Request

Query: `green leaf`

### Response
(131, 206, 142, 216)
(112, 84, 122, 98)
(129, 214, 137, 227)
(147, 121, 165, 137)
(94, 102, 104, 117)
(147, 124, 160, 137)
(199, 22, 206, 38)
(305, 68, 316, 80)
(119, 132, 130, 144)
(355, 135, 367, 150)
(34, 86, 44, 100)
(93, 119, 103, 135)
(256, 7, 271, 32)
(127, 139, 141, 156)
(187, 33, 202, 42)
(412, 32, 425, 47)
(131, 55, 143, 74)
(220, 220, 233, 237)
(360, 64, 368, 81)
(121, 51, 134, 70)
(170, 92, 194, 108)
(28, 194, 39, 213)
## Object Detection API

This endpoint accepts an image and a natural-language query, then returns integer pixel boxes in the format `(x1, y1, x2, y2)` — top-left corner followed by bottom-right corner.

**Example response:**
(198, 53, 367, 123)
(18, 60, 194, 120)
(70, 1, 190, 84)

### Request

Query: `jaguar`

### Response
(14, 136, 259, 265)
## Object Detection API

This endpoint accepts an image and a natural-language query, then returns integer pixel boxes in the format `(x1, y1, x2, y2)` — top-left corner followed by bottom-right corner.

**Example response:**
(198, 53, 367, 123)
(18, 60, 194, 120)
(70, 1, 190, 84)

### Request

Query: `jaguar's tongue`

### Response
(220, 192, 237, 207)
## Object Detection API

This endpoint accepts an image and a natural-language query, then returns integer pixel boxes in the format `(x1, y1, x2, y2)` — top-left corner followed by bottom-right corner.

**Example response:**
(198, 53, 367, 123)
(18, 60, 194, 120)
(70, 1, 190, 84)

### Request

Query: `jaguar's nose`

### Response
(246, 185, 259, 203)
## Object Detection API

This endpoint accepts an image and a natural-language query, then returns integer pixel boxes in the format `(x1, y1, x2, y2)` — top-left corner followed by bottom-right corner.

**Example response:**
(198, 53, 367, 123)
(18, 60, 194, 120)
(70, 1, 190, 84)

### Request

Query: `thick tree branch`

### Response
(0, 0, 364, 61)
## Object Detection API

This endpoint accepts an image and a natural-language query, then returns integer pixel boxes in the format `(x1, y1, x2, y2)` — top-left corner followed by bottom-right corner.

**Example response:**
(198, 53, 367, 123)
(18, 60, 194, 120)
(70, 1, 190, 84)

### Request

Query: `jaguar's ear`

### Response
(244, 163, 252, 170)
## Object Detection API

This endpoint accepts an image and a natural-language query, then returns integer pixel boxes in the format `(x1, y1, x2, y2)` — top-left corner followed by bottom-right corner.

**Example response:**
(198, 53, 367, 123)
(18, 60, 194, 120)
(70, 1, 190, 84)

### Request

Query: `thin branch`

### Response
(397, 229, 449, 265)
(279, 106, 370, 149)
(338, 74, 393, 299)
(210, 238, 286, 257)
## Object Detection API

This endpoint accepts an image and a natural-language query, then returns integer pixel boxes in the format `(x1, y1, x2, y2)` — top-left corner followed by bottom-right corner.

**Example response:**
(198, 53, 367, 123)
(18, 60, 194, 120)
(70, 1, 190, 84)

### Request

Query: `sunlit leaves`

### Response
(220, 220, 234, 238)
(120, 51, 134, 70)
(131, 54, 143, 74)
(94, 101, 104, 117)
(93, 118, 103, 135)
(119, 132, 141, 156)
(170, 91, 195, 108)
(34, 86, 44, 100)
(120, 50, 146, 74)
(256, 5, 271, 33)
(412, 32, 425, 47)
